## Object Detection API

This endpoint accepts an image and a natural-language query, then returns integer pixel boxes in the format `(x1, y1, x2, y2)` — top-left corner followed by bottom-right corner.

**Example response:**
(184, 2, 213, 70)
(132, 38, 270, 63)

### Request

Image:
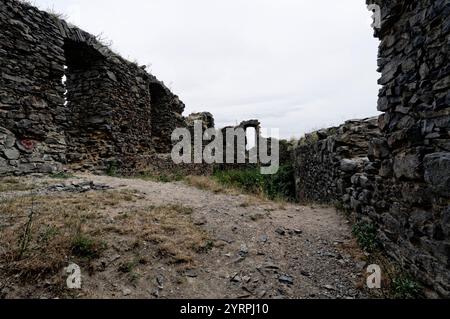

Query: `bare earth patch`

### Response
(0, 174, 370, 299)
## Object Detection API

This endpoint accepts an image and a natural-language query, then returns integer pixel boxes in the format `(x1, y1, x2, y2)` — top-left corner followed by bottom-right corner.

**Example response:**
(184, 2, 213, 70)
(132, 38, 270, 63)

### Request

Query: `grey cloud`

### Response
(33, 0, 381, 139)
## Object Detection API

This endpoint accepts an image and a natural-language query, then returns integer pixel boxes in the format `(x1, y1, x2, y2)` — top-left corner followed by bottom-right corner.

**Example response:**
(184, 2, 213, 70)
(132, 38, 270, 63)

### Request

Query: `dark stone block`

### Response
(424, 152, 450, 197)
(393, 151, 423, 180)
(368, 138, 390, 160)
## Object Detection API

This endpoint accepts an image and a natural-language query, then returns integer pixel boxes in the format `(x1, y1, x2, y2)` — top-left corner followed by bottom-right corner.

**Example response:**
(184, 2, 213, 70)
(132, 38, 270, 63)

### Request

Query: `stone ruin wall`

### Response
(218, 119, 261, 170)
(294, 0, 450, 297)
(294, 117, 381, 204)
(0, 0, 188, 176)
(1, 0, 449, 297)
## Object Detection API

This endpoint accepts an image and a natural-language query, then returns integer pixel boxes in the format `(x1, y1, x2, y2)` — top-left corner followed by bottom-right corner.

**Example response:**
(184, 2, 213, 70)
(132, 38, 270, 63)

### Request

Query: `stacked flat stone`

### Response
(294, 0, 449, 297)
(0, 0, 186, 175)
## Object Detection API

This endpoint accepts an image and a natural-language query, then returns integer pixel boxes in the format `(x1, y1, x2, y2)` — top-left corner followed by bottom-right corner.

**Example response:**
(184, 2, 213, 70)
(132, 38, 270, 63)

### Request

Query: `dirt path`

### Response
(1, 174, 369, 299)
(76, 174, 368, 299)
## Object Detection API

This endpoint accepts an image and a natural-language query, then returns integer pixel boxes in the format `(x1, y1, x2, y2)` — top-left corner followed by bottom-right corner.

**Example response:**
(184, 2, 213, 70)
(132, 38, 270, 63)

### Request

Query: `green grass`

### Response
(212, 165, 296, 201)
(38, 226, 60, 244)
(106, 161, 119, 177)
(71, 234, 104, 259)
(392, 276, 423, 299)
(49, 172, 74, 179)
(134, 172, 184, 183)
(118, 260, 138, 274)
(352, 221, 380, 252)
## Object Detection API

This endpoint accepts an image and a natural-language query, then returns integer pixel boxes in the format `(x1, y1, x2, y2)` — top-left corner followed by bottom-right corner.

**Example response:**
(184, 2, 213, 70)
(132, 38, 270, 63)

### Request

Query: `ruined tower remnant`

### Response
(220, 119, 261, 167)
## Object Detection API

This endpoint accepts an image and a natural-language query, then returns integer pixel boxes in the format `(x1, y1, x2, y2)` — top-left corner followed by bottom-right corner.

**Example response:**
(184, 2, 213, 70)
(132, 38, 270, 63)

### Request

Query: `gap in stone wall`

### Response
(150, 82, 171, 153)
(246, 127, 256, 151)
(62, 65, 68, 106)
(63, 39, 112, 167)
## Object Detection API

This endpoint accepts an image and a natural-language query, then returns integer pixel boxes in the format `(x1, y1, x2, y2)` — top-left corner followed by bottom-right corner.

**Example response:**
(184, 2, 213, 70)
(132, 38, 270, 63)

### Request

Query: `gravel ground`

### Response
(0, 174, 370, 299)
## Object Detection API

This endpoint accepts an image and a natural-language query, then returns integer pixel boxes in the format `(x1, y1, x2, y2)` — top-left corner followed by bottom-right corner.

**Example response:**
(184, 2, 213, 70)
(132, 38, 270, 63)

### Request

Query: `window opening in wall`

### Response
(150, 82, 171, 153)
(246, 126, 256, 151)
(62, 65, 68, 106)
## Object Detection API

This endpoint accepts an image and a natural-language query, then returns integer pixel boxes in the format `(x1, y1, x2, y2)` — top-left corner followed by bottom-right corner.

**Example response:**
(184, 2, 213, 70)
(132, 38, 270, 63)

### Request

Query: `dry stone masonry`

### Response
(0, 0, 449, 298)
(295, 0, 449, 297)
(0, 0, 193, 175)
(294, 118, 381, 204)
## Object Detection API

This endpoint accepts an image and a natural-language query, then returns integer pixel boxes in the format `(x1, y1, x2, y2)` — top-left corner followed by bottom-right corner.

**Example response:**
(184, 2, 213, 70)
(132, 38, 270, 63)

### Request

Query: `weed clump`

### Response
(49, 172, 74, 179)
(352, 221, 380, 252)
(212, 165, 296, 201)
(135, 172, 184, 183)
(391, 276, 423, 299)
(0, 178, 33, 192)
(71, 234, 104, 259)
(106, 161, 118, 177)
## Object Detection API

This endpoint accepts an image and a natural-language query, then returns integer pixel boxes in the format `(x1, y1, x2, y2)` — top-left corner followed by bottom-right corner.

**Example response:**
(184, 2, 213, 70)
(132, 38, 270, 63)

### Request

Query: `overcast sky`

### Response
(32, 0, 380, 139)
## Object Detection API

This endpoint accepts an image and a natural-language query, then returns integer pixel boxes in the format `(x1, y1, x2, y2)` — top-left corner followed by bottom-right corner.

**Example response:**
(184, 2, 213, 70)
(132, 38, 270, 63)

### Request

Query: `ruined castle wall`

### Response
(150, 82, 185, 154)
(294, 0, 450, 296)
(365, 0, 449, 297)
(61, 28, 155, 171)
(0, 0, 67, 175)
(294, 118, 381, 204)
(0, 0, 185, 175)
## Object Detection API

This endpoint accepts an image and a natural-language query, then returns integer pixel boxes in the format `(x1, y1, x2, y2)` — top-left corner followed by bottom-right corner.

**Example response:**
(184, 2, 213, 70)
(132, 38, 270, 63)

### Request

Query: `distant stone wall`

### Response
(217, 119, 261, 171)
(121, 153, 214, 177)
(0, 0, 185, 175)
(294, 118, 381, 204)
(294, 0, 449, 297)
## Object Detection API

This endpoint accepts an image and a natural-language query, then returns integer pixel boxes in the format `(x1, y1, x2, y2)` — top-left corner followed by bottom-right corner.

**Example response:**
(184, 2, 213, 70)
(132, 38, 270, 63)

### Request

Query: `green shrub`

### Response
(352, 221, 380, 252)
(214, 169, 263, 193)
(50, 172, 74, 179)
(392, 276, 423, 299)
(213, 165, 296, 201)
(118, 260, 138, 274)
(106, 161, 118, 177)
(265, 165, 296, 200)
(71, 235, 104, 259)
(38, 226, 60, 244)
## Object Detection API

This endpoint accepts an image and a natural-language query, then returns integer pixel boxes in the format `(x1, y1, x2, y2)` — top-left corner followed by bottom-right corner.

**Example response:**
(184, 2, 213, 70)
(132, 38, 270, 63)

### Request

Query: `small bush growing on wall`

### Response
(352, 221, 380, 252)
(391, 276, 423, 299)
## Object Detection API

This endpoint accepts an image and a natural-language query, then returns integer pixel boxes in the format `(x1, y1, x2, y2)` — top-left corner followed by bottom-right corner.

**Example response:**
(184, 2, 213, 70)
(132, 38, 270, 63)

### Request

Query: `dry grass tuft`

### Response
(184, 175, 291, 207)
(0, 190, 133, 281)
(239, 196, 268, 208)
(113, 204, 211, 264)
(0, 188, 211, 291)
(337, 238, 423, 298)
(184, 176, 232, 194)
(0, 177, 34, 193)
